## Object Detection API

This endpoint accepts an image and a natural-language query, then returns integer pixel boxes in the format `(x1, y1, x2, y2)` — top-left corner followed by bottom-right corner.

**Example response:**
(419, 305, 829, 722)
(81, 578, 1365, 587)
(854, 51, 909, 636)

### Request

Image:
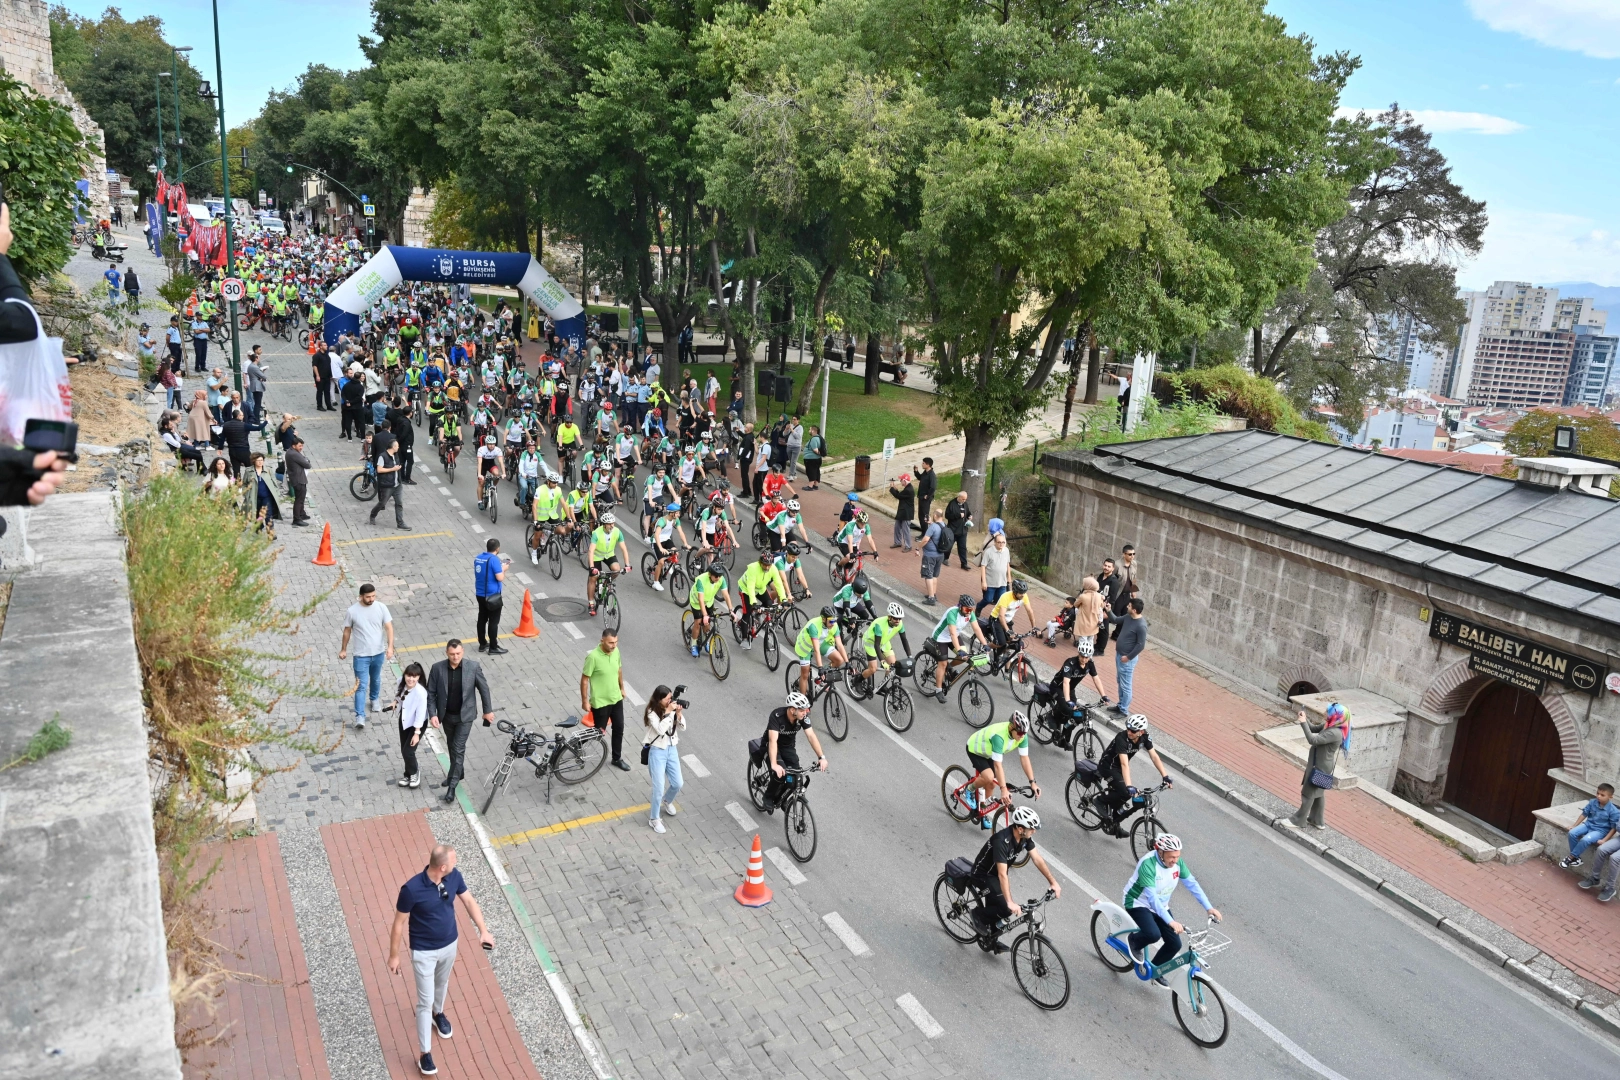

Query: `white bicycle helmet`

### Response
(1077, 636, 1094, 658)
(785, 691, 810, 710)
(600, 511, 616, 526)
(1125, 714, 1149, 732)
(1154, 833, 1182, 853)
(1010, 805, 1041, 830)
(886, 602, 905, 620)
(786, 499, 800, 511)
(1007, 710, 1028, 734)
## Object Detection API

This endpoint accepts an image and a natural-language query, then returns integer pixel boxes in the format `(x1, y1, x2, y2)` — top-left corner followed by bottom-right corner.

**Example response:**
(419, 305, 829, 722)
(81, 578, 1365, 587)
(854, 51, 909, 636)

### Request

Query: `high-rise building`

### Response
(1565, 327, 1620, 408)
(1443, 290, 1491, 399)
(1483, 281, 1560, 332)
(1466, 329, 1577, 408)
(1553, 296, 1608, 333)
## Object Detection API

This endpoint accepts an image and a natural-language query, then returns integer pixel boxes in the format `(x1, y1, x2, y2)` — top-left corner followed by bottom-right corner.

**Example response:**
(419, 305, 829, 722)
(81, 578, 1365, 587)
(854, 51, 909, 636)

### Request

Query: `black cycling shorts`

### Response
(968, 751, 996, 775)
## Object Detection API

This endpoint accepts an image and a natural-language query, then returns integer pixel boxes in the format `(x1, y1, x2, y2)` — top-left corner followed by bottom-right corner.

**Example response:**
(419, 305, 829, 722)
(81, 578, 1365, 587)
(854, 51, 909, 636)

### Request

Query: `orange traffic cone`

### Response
(312, 522, 337, 566)
(734, 834, 773, 908)
(512, 589, 540, 638)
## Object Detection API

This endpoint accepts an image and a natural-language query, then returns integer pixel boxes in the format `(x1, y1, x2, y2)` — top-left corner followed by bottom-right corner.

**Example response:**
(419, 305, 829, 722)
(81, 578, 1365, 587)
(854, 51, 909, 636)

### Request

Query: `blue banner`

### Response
(387, 247, 534, 287)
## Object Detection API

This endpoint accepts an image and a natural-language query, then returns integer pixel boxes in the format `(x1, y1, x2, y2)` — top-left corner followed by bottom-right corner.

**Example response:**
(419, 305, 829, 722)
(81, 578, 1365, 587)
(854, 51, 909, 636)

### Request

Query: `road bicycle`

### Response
(1090, 907, 1231, 1047)
(1067, 773, 1171, 860)
(687, 528, 738, 574)
(439, 440, 460, 482)
(939, 773, 1035, 866)
(746, 755, 818, 863)
(782, 660, 850, 742)
(846, 654, 917, 732)
(480, 716, 608, 814)
(679, 606, 732, 681)
(828, 547, 875, 590)
(525, 519, 566, 580)
(479, 471, 501, 524)
(642, 545, 690, 606)
(732, 599, 796, 673)
(932, 873, 1069, 1011)
(913, 643, 996, 727)
(587, 567, 624, 634)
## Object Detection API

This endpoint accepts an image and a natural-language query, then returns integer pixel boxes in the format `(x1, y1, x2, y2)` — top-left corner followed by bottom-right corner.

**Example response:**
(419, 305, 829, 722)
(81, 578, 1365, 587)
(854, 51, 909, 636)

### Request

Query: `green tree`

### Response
(0, 73, 89, 282)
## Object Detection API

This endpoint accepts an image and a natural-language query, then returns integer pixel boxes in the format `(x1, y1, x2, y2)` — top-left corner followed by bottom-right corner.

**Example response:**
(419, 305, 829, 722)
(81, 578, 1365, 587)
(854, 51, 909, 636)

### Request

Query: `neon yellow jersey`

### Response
(688, 572, 727, 610)
(967, 721, 1029, 762)
(861, 616, 904, 656)
(737, 561, 786, 601)
(533, 486, 564, 521)
(566, 490, 591, 516)
(795, 617, 834, 657)
(590, 526, 622, 561)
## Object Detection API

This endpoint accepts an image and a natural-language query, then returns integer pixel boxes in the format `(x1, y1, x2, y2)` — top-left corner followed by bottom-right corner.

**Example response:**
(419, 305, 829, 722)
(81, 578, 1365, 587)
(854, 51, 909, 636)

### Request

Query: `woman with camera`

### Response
(642, 685, 687, 834)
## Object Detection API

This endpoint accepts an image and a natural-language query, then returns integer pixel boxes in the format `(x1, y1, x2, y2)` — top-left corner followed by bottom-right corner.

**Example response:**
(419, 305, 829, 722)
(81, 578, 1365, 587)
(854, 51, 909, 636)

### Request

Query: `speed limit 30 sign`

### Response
(220, 277, 246, 303)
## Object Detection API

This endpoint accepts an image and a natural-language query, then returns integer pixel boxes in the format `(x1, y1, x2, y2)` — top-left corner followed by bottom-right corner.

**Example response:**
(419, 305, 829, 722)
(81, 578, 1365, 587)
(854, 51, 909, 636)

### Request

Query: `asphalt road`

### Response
(278, 341, 1619, 1079)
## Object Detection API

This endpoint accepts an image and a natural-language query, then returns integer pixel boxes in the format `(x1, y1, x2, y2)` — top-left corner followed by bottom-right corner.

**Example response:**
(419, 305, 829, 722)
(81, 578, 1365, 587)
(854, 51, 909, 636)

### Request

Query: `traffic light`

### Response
(240, 147, 249, 169)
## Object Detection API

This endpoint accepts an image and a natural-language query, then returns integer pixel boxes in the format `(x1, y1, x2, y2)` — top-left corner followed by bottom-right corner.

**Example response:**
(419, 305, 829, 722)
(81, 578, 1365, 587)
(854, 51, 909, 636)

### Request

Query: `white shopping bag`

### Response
(0, 299, 71, 446)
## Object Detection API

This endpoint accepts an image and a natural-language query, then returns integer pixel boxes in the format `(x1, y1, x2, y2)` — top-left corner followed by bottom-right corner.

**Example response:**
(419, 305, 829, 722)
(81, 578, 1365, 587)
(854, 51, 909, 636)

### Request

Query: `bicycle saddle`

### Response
(556, 716, 581, 728)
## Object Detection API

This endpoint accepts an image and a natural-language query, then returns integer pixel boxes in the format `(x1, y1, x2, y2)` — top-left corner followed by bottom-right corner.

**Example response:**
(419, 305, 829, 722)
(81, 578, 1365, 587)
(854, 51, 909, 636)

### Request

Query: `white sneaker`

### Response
(651, 818, 666, 833)
(663, 801, 679, 817)
(354, 718, 366, 730)
(652, 581, 664, 592)
(531, 550, 539, 565)
(741, 640, 752, 651)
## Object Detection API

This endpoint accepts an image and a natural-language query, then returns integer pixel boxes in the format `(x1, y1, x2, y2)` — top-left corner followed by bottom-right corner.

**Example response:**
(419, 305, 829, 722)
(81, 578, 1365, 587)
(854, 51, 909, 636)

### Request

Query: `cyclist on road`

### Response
(735, 550, 789, 648)
(586, 511, 630, 616)
(774, 542, 812, 601)
(794, 605, 847, 697)
(834, 510, 877, 578)
(965, 712, 1041, 827)
(970, 806, 1060, 954)
(438, 413, 463, 467)
(757, 692, 828, 813)
(685, 562, 732, 657)
(1097, 715, 1173, 837)
(983, 578, 1040, 651)
(1122, 834, 1221, 983)
(831, 572, 876, 623)
(649, 503, 691, 592)
(926, 594, 989, 703)
(857, 602, 912, 691)
(528, 472, 567, 564)
(1057, 635, 1107, 707)
(476, 435, 505, 510)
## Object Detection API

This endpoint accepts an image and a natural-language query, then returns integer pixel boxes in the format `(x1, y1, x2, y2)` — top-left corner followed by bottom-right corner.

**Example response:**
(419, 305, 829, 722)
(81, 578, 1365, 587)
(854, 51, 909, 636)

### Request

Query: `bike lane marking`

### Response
(823, 912, 872, 956)
(562, 622, 584, 640)
(765, 847, 807, 885)
(895, 993, 945, 1039)
(842, 693, 1356, 1080)
(681, 753, 710, 777)
(489, 802, 654, 848)
(724, 801, 758, 831)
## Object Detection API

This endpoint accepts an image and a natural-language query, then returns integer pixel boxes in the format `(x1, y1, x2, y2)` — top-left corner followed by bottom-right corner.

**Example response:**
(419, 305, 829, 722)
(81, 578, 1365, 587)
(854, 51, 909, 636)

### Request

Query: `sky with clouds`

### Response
(62, 1, 1618, 289)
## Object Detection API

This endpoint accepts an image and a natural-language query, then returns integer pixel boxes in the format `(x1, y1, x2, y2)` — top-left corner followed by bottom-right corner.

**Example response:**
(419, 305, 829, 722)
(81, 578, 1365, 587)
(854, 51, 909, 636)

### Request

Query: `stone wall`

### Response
(1045, 455, 1620, 792)
(0, 0, 110, 219)
(402, 185, 435, 247)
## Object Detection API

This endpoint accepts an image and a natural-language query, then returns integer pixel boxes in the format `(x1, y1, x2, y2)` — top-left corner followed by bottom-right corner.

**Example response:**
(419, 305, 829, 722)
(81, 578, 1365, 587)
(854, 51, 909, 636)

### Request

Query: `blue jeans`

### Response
(1569, 822, 1612, 860)
(353, 652, 385, 719)
(518, 475, 537, 512)
(647, 744, 683, 820)
(1116, 654, 1139, 711)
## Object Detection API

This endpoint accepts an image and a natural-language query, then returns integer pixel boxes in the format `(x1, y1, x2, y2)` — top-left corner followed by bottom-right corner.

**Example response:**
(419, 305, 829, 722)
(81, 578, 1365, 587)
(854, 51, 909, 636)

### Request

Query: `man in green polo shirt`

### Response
(579, 628, 631, 771)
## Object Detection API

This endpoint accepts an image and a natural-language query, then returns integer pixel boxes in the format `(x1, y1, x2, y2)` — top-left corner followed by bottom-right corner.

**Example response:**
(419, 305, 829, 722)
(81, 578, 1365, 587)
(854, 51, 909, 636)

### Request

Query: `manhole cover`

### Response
(538, 598, 589, 622)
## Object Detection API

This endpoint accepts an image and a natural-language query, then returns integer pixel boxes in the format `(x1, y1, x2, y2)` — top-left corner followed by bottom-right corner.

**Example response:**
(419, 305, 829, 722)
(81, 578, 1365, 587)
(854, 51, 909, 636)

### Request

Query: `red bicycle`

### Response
(939, 768, 1035, 867)
(828, 546, 876, 589)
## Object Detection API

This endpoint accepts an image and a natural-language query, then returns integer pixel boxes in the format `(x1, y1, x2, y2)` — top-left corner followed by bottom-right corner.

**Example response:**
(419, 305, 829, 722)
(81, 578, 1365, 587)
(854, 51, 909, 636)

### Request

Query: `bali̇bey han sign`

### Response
(1429, 612, 1604, 696)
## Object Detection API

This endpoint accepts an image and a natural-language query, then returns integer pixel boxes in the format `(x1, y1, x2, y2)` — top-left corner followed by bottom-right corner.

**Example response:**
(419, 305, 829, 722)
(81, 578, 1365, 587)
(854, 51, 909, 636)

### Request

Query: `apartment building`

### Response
(1465, 329, 1577, 408)
(1564, 326, 1620, 408)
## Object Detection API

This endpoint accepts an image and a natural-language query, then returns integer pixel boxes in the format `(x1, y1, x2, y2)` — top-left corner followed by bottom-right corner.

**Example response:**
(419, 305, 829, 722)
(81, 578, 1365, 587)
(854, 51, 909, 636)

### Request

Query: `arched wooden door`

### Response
(1443, 681, 1562, 840)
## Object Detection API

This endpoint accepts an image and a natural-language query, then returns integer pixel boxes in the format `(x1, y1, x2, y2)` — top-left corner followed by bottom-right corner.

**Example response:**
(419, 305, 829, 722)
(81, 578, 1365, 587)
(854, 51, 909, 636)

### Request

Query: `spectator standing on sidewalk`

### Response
(246, 350, 268, 425)
(642, 685, 687, 834)
(944, 491, 972, 571)
(1560, 784, 1619, 869)
(474, 539, 509, 655)
(1112, 597, 1146, 715)
(976, 529, 1012, 615)
(166, 315, 184, 372)
(339, 583, 395, 729)
(190, 312, 211, 373)
(919, 507, 946, 605)
(1287, 704, 1351, 830)
(1109, 544, 1137, 649)
(802, 425, 826, 490)
(889, 473, 915, 551)
(915, 458, 936, 534)
(581, 629, 633, 771)
(285, 436, 312, 526)
(395, 662, 428, 788)
(427, 641, 496, 803)
(387, 845, 495, 1078)
(785, 416, 804, 480)
(388, 395, 417, 483)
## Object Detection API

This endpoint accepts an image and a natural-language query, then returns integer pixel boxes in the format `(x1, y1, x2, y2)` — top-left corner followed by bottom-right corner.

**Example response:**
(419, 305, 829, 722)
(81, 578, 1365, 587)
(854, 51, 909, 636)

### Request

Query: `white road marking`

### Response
(765, 846, 807, 885)
(724, 801, 757, 831)
(448, 499, 463, 507)
(681, 753, 710, 778)
(822, 912, 871, 956)
(1218, 990, 1354, 1080)
(562, 621, 583, 639)
(535, 591, 547, 599)
(623, 681, 646, 708)
(438, 487, 452, 496)
(458, 509, 471, 518)
(516, 572, 534, 585)
(895, 993, 944, 1039)
(471, 523, 485, 534)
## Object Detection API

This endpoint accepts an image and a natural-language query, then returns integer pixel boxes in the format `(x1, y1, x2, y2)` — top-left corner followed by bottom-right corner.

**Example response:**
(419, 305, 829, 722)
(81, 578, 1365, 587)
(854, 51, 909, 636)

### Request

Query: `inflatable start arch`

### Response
(322, 245, 585, 347)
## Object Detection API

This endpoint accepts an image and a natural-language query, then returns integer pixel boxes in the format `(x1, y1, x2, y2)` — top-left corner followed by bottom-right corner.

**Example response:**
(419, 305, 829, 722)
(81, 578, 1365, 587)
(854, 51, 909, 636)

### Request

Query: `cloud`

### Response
(1468, 0, 1620, 60)
(1459, 208, 1620, 290)
(1336, 107, 1527, 135)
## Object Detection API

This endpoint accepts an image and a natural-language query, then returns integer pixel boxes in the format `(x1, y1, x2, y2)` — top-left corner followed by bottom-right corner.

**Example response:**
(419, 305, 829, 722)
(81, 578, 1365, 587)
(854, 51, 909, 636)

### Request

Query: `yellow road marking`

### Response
(311, 466, 360, 473)
(490, 803, 652, 847)
(396, 635, 485, 655)
(335, 531, 453, 546)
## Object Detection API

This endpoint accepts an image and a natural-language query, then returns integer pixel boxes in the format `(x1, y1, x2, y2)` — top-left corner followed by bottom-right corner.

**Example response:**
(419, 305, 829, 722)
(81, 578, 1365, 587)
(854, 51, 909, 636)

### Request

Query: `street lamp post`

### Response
(154, 72, 167, 172)
(172, 46, 192, 185)
(199, 16, 241, 392)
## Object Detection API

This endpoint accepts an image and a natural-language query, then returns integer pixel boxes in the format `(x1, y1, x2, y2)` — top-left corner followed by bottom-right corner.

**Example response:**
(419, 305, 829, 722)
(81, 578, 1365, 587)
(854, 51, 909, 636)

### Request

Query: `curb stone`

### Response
(1274, 821, 1329, 856)
(1577, 1002, 1620, 1040)
(1323, 848, 1385, 891)
(1506, 959, 1582, 1010)
(1439, 918, 1510, 967)
(1224, 788, 1279, 826)
(1378, 882, 1444, 927)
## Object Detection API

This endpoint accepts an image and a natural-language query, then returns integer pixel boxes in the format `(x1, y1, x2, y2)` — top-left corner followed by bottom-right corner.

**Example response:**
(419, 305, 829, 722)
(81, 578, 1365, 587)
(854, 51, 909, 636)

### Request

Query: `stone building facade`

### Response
(0, 0, 110, 219)
(402, 186, 435, 247)
(1044, 431, 1620, 843)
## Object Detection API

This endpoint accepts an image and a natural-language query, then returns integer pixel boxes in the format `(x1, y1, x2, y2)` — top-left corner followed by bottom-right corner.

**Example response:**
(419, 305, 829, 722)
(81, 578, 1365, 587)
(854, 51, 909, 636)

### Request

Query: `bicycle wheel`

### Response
(751, 522, 767, 550)
(958, 677, 995, 728)
(782, 605, 806, 635)
(822, 690, 847, 741)
(762, 627, 780, 672)
(481, 754, 515, 815)
(1007, 656, 1036, 705)
(1089, 910, 1134, 973)
(784, 795, 817, 863)
(602, 592, 621, 634)
(1174, 973, 1230, 1048)
(747, 753, 770, 811)
(1030, 705, 1059, 746)
(913, 652, 939, 695)
(576, 536, 591, 572)
(784, 659, 804, 695)
(717, 535, 737, 572)
(668, 568, 689, 608)
(932, 874, 979, 944)
(446, 456, 456, 481)
(826, 554, 842, 589)
(554, 731, 608, 784)
(1072, 725, 1102, 767)
(941, 764, 975, 821)
(1130, 815, 1164, 861)
(1012, 932, 1070, 1011)
(848, 668, 874, 700)
(679, 607, 698, 650)
(684, 546, 706, 578)
(349, 471, 374, 500)
(1067, 775, 1106, 831)
(488, 488, 498, 524)
(546, 538, 563, 580)
(883, 684, 914, 733)
(298, 329, 312, 348)
(707, 630, 730, 681)
(640, 551, 658, 588)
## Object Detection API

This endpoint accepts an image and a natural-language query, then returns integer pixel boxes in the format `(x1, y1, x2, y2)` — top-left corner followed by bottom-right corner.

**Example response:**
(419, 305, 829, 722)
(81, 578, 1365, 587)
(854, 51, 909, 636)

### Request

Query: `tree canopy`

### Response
(0, 72, 90, 282)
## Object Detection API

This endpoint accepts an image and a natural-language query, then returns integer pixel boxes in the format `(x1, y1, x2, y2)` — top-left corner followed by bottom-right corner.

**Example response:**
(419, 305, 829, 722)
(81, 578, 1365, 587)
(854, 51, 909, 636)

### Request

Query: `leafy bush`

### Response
(1154, 363, 1332, 441)
(0, 72, 90, 282)
(157, 271, 198, 310)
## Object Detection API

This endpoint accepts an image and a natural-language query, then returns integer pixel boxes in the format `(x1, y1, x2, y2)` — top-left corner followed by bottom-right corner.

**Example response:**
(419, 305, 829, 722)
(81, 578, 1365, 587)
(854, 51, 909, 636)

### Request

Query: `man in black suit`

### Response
(427, 640, 496, 803)
(387, 395, 417, 484)
(915, 457, 937, 536)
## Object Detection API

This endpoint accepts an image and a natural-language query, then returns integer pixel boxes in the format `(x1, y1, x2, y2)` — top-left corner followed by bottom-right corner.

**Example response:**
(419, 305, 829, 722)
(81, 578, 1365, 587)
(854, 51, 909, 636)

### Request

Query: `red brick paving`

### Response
(783, 463, 1620, 992)
(322, 811, 542, 1080)
(183, 833, 331, 1080)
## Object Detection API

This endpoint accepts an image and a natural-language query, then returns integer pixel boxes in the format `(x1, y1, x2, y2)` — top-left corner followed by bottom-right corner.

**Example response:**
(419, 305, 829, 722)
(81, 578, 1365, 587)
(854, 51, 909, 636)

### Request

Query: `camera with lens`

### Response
(672, 684, 690, 709)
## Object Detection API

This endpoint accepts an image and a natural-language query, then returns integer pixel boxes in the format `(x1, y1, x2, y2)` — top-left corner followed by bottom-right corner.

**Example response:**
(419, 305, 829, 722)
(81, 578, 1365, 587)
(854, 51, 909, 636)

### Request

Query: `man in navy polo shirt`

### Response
(388, 845, 495, 1076)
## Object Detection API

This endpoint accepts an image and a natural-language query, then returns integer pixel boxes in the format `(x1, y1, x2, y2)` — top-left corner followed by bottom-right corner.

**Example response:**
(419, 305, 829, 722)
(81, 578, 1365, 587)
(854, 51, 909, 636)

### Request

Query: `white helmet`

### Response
(785, 691, 810, 710)
(1077, 636, 1094, 658)
(1154, 833, 1182, 853)
(1125, 714, 1149, 732)
(886, 602, 905, 620)
(1010, 805, 1041, 830)
(600, 511, 616, 526)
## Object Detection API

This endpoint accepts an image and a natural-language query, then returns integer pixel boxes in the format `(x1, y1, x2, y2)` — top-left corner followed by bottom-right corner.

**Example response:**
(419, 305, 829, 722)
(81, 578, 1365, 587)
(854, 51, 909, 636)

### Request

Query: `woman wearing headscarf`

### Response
(1288, 703, 1350, 829)
(186, 389, 214, 445)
